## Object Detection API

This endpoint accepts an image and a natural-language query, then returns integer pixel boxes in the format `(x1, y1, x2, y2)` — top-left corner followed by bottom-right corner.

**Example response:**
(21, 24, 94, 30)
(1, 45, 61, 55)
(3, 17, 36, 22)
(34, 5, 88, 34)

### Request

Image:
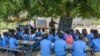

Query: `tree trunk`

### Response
(58, 16, 73, 31)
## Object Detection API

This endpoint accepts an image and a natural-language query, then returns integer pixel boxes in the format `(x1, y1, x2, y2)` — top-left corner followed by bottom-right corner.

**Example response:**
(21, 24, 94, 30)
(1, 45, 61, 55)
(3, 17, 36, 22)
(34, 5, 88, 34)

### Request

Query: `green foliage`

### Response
(0, 0, 100, 20)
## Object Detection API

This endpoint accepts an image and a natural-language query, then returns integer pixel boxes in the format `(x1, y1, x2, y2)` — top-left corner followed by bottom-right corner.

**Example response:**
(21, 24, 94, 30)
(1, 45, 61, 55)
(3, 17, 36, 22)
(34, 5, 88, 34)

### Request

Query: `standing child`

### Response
(72, 34, 87, 56)
(40, 33, 52, 56)
(54, 32, 68, 56)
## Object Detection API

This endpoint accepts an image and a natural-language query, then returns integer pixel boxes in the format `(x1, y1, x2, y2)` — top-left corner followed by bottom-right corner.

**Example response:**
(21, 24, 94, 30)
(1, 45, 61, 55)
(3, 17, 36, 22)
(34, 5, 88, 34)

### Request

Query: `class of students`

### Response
(40, 29, 100, 56)
(0, 26, 100, 56)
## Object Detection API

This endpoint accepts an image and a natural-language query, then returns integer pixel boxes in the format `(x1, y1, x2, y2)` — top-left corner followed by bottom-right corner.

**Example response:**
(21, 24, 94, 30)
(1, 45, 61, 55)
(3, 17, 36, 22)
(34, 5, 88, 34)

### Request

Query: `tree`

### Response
(0, 0, 100, 30)
(28, 0, 100, 30)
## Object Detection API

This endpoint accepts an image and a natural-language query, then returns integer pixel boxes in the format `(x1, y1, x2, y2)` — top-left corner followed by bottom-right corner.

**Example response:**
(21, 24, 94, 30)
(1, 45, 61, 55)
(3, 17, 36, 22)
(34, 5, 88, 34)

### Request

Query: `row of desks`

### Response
(0, 37, 42, 56)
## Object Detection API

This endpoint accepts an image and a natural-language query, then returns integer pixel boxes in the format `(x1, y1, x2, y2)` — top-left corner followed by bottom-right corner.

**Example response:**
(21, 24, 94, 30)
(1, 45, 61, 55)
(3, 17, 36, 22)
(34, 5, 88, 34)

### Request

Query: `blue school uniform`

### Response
(9, 37, 18, 49)
(73, 33, 79, 41)
(88, 33, 94, 42)
(16, 32, 23, 39)
(55, 35, 59, 40)
(54, 39, 68, 56)
(40, 39, 52, 56)
(91, 38, 100, 52)
(22, 34, 30, 40)
(0, 38, 2, 47)
(72, 40, 87, 56)
(48, 34, 55, 42)
(36, 32, 42, 37)
(2, 36, 9, 48)
(63, 32, 67, 40)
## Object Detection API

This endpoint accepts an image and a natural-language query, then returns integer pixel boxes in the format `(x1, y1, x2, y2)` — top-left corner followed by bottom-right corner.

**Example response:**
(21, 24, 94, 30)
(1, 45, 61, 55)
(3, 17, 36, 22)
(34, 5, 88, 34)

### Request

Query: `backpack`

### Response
(66, 34, 74, 45)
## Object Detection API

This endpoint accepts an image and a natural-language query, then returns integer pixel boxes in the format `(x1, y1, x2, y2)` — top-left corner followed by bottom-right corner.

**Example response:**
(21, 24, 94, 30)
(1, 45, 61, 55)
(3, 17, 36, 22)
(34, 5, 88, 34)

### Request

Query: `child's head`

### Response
(76, 29, 80, 35)
(90, 29, 94, 33)
(82, 29, 87, 37)
(38, 28, 41, 32)
(70, 29, 74, 33)
(58, 32, 63, 39)
(33, 28, 37, 32)
(10, 30, 16, 37)
(31, 29, 35, 34)
(16, 28, 21, 32)
(93, 30, 99, 38)
(24, 28, 29, 34)
(79, 34, 84, 40)
(42, 28, 45, 32)
(66, 29, 70, 34)
(3, 32, 8, 37)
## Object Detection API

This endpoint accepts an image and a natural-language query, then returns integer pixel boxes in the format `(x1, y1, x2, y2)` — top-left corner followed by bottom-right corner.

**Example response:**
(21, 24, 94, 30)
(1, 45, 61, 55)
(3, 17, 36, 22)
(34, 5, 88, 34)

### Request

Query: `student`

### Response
(40, 33, 52, 56)
(22, 28, 30, 40)
(36, 28, 42, 37)
(82, 29, 89, 43)
(30, 29, 36, 40)
(0, 34, 2, 47)
(74, 30, 80, 41)
(48, 31, 55, 43)
(88, 29, 94, 42)
(2, 32, 9, 48)
(16, 28, 23, 40)
(91, 30, 100, 56)
(9, 30, 21, 56)
(54, 32, 68, 56)
(72, 34, 87, 56)
(66, 29, 74, 45)
(41, 28, 45, 34)
(9, 31, 18, 49)
(55, 29, 61, 40)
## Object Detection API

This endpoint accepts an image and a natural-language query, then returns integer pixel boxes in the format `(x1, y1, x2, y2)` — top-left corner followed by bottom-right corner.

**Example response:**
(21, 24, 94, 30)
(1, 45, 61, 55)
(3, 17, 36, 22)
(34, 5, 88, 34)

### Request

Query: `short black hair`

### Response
(93, 30, 99, 38)
(66, 29, 70, 34)
(79, 34, 84, 40)
(82, 29, 87, 37)
(58, 32, 63, 39)
(3, 32, 8, 37)
(31, 29, 35, 34)
(38, 28, 41, 32)
(42, 28, 45, 32)
(24, 28, 29, 34)
(76, 29, 80, 35)
(90, 29, 94, 33)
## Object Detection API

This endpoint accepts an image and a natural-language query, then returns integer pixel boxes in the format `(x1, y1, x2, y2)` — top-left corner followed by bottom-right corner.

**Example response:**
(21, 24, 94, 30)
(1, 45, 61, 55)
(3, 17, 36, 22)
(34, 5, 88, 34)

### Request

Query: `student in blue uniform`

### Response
(41, 28, 45, 34)
(74, 30, 80, 41)
(72, 34, 87, 56)
(22, 28, 30, 40)
(91, 30, 100, 54)
(0, 34, 2, 47)
(9, 30, 21, 56)
(40, 33, 52, 56)
(2, 32, 9, 48)
(9, 31, 18, 49)
(48, 31, 55, 43)
(88, 29, 94, 43)
(16, 28, 23, 40)
(36, 28, 42, 37)
(54, 32, 68, 56)
(30, 29, 36, 40)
